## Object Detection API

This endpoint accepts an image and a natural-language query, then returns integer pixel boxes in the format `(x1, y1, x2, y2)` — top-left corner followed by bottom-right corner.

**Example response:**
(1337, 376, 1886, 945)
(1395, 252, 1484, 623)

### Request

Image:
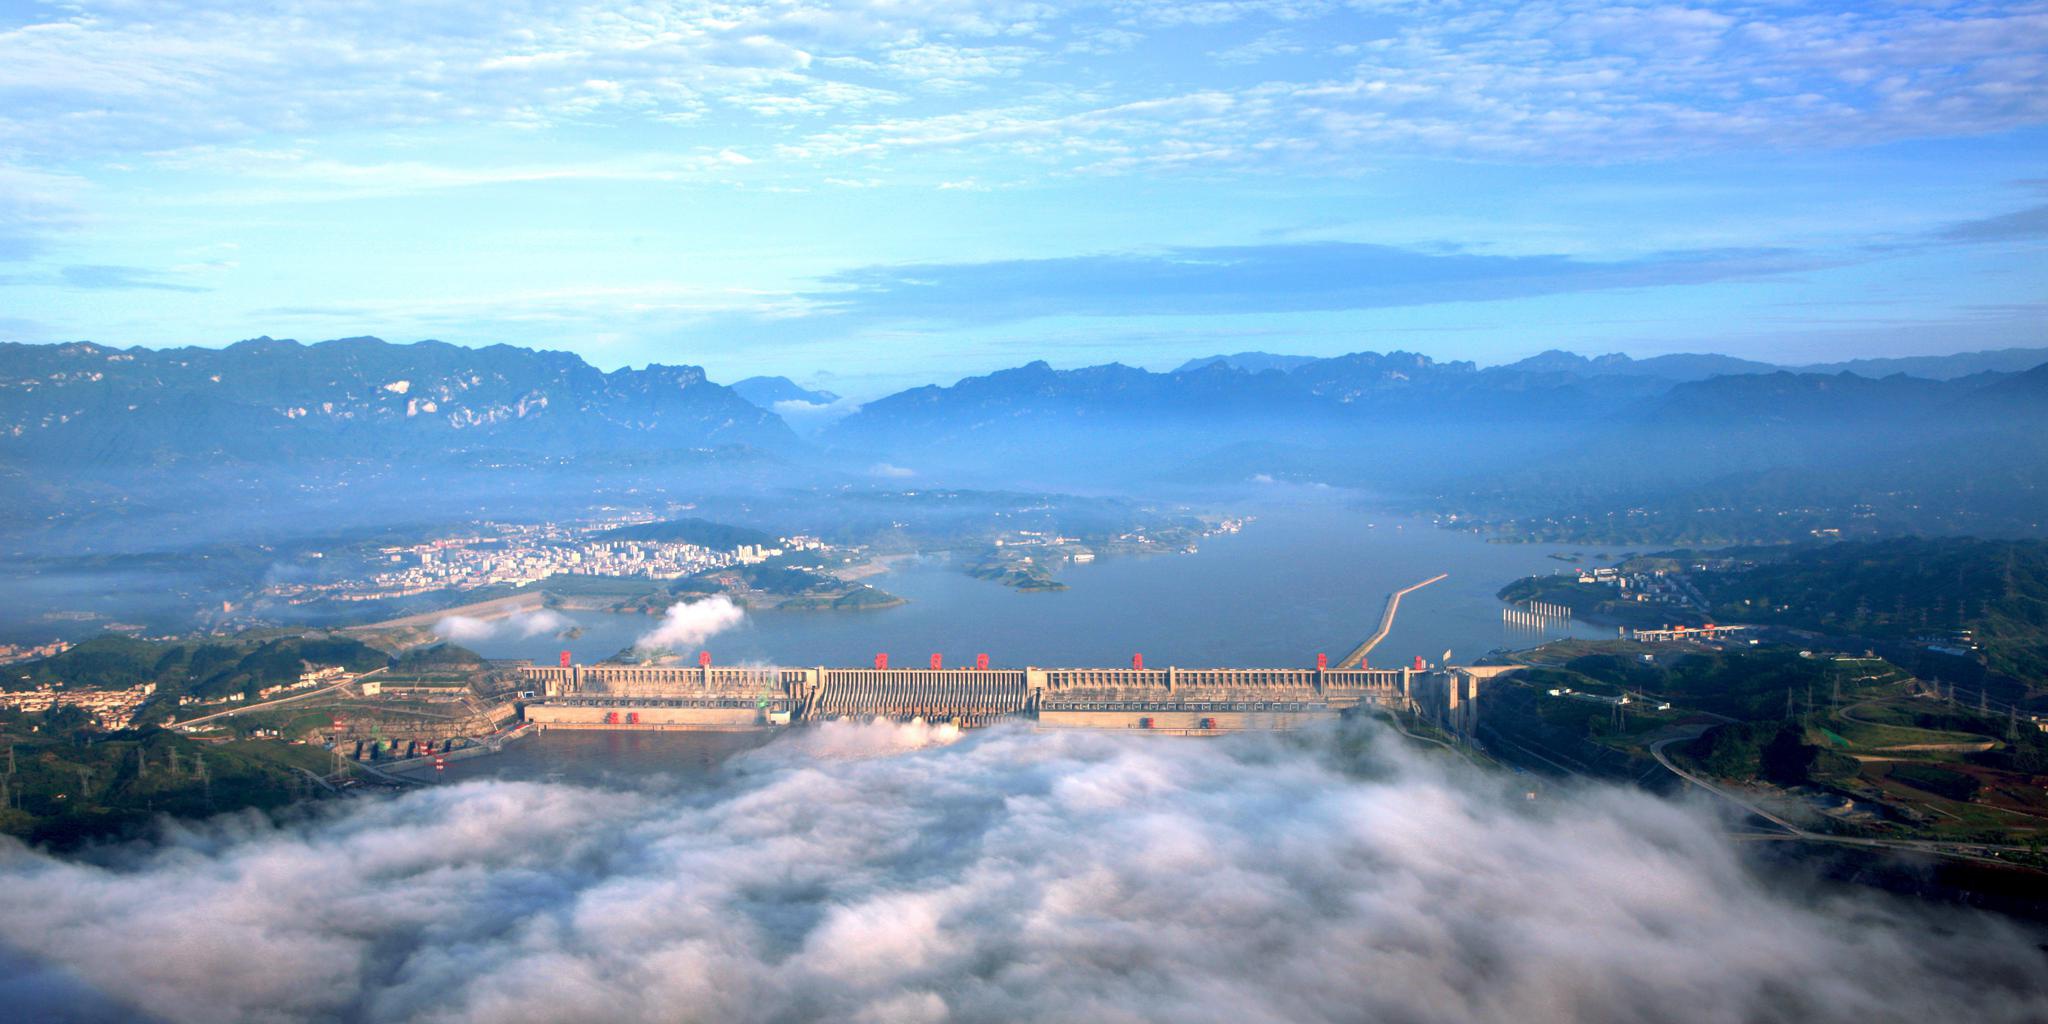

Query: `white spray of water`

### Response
(433, 608, 572, 642)
(634, 596, 745, 652)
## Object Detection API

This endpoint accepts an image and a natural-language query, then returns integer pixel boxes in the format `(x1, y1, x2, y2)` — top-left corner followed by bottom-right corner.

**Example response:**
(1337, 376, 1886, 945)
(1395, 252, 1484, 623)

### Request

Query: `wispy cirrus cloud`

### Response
(802, 241, 1822, 325)
(56, 265, 210, 292)
(0, 1, 1041, 158)
(1933, 202, 2048, 243)
(775, 2, 2048, 171)
(2, 2, 2042, 371)
(2, 2, 2044, 169)
(0, 164, 86, 262)
(0, 264, 210, 292)
(151, 146, 764, 205)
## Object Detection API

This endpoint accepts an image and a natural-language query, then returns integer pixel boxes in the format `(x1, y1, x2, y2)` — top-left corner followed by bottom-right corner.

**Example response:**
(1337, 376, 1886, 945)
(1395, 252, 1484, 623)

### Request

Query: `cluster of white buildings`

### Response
(265, 519, 804, 603)
(254, 665, 349, 700)
(0, 682, 156, 730)
(1576, 564, 1705, 608)
(176, 691, 246, 708)
(0, 639, 72, 667)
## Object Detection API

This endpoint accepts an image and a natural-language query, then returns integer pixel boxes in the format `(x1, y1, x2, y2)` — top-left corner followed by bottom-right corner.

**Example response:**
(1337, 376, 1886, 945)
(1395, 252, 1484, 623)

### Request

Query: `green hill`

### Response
(9, 634, 387, 704)
(599, 517, 776, 550)
(1692, 538, 2048, 682)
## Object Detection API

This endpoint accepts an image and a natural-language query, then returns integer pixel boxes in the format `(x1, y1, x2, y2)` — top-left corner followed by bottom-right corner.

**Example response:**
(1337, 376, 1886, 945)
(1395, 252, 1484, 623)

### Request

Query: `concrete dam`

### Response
(513, 575, 1494, 734)
(517, 657, 1490, 734)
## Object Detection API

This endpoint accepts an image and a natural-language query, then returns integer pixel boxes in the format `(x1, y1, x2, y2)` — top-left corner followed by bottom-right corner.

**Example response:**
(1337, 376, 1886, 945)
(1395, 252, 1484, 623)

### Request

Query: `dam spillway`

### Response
(515, 660, 1428, 733)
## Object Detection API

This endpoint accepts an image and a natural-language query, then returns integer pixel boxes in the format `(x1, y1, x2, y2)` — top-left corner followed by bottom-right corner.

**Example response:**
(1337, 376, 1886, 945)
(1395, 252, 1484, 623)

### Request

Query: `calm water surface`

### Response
(462, 496, 1612, 670)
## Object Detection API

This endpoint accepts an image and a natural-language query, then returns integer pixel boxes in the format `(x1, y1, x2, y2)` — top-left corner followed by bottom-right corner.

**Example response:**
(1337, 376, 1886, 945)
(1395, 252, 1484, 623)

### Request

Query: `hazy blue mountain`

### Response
(0, 338, 805, 546)
(825, 350, 1669, 489)
(832, 350, 1652, 457)
(1798, 347, 2048, 380)
(1966, 360, 2048, 414)
(1172, 352, 1319, 374)
(730, 375, 841, 408)
(825, 347, 2048, 541)
(1500, 349, 1779, 380)
(1491, 348, 2048, 381)
(600, 516, 778, 549)
(0, 337, 799, 467)
(9, 337, 2046, 547)
(1642, 369, 1975, 427)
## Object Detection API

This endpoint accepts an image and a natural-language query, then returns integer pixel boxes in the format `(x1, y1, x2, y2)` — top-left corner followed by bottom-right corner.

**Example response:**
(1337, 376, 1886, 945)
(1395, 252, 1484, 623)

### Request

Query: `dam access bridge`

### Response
(514, 575, 1495, 734)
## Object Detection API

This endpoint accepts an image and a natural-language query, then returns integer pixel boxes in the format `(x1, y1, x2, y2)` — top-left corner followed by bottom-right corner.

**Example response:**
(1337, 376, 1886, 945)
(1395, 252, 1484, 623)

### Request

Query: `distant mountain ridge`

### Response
(0, 336, 797, 467)
(1173, 352, 1320, 374)
(1801, 347, 2048, 380)
(1181, 346, 2048, 382)
(6, 334, 2045, 544)
(600, 516, 777, 549)
(830, 348, 1659, 456)
(824, 345, 2048, 539)
(1500, 349, 1780, 380)
(832, 351, 2045, 454)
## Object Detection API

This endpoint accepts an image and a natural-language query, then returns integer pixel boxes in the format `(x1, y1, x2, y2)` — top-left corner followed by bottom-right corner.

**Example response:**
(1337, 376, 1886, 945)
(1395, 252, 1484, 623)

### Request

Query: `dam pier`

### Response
(518, 658, 1448, 734)
(516, 575, 1498, 734)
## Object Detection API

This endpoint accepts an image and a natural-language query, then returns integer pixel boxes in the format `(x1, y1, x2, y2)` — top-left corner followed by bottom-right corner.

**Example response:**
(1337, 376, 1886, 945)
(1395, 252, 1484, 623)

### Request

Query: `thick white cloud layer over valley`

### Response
(1, 721, 2044, 1023)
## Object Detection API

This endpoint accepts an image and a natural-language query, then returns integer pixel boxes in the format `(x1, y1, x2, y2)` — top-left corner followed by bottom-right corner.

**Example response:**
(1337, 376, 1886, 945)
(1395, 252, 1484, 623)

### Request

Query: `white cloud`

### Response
(4, 2, 2043, 172)
(634, 595, 744, 652)
(0, 723, 2043, 1023)
(770, 395, 859, 435)
(0, 1, 1046, 158)
(433, 608, 573, 642)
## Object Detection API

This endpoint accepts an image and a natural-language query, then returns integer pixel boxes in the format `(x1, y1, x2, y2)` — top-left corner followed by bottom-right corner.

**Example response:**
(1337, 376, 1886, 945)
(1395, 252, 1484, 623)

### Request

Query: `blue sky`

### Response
(1, 1, 2044, 395)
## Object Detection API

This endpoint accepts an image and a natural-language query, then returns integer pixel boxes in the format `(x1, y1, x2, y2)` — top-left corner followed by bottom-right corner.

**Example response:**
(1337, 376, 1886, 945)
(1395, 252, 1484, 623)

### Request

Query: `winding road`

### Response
(171, 669, 385, 731)
(1648, 732, 2031, 864)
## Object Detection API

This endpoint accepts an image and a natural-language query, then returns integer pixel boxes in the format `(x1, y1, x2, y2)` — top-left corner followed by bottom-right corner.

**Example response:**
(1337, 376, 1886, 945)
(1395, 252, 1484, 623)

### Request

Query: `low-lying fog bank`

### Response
(2, 721, 2043, 1024)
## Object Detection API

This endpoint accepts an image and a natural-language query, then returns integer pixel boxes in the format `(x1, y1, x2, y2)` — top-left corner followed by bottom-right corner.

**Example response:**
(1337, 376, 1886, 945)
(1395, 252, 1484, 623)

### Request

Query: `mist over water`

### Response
(2, 720, 2042, 1024)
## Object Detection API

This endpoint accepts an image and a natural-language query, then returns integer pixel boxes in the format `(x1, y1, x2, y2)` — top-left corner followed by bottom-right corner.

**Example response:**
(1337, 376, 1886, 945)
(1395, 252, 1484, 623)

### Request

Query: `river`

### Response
(453, 494, 1614, 670)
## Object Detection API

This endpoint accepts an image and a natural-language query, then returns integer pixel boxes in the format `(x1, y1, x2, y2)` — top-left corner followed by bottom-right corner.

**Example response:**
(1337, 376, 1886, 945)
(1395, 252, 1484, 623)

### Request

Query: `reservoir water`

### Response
(455, 495, 1614, 670)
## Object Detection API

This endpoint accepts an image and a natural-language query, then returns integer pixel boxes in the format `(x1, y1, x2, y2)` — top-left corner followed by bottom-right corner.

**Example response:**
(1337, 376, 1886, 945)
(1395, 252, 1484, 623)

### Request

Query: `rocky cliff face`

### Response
(0, 336, 798, 466)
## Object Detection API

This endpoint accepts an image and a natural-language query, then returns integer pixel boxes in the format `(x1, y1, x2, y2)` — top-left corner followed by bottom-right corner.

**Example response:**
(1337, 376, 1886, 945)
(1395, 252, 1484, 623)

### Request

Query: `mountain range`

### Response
(0, 337, 795, 469)
(823, 348, 2044, 465)
(820, 347, 2048, 541)
(1178, 346, 2048, 381)
(4, 335, 2045, 544)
